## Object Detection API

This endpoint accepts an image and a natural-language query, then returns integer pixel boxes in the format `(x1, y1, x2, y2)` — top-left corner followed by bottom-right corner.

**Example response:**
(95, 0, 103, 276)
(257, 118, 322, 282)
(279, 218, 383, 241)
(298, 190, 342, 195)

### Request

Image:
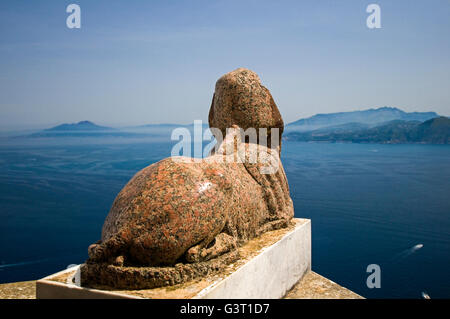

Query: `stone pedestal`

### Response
(36, 218, 311, 299)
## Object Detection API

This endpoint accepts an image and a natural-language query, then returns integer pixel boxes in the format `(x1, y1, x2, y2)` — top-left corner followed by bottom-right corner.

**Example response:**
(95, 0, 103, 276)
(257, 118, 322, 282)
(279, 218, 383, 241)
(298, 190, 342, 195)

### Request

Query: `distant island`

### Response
(286, 106, 438, 131)
(22, 107, 450, 144)
(285, 107, 449, 144)
(45, 120, 113, 132)
(28, 121, 120, 137)
(25, 121, 205, 138)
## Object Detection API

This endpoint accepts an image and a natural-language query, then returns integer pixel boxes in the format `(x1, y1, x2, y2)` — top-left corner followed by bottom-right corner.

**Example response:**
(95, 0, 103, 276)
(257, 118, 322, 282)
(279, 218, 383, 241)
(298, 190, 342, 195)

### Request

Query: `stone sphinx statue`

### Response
(81, 68, 294, 289)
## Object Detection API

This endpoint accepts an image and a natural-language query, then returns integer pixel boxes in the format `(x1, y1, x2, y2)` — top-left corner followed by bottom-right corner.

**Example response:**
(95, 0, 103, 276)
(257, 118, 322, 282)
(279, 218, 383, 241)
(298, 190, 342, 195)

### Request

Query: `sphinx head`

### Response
(208, 68, 284, 154)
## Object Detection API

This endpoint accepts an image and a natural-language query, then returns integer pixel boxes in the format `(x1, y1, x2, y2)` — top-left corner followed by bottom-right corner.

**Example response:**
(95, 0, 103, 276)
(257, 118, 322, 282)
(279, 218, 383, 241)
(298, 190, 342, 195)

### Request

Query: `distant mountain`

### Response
(307, 122, 371, 134)
(45, 121, 114, 132)
(285, 117, 450, 144)
(412, 116, 450, 144)
(26, 121, 209, 138)
(287, 107, 438, 132)
(29, 121, 120, 137)
(23, 112, 447, 143)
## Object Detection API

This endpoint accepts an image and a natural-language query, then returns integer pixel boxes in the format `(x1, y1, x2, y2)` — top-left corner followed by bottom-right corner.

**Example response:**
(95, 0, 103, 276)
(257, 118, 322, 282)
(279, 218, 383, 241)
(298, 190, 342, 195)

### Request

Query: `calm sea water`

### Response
(0, 137, 449, 298)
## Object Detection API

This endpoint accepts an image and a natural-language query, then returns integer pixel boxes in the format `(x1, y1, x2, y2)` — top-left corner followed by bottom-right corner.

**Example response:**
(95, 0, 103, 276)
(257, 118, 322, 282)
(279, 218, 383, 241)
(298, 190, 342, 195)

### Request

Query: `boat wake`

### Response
(390, 244, 424, 263)
(0, 258, 52, 270)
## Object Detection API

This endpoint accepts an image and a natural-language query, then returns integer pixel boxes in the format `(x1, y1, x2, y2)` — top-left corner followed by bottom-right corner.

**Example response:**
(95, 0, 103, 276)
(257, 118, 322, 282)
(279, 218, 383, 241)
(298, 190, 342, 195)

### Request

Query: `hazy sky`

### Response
(0, 0, 449, 130)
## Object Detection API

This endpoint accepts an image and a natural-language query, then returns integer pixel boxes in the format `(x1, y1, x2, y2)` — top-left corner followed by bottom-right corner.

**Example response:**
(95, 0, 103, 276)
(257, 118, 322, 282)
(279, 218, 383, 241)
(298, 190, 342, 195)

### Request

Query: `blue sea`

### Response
(0, 137, 449, 298)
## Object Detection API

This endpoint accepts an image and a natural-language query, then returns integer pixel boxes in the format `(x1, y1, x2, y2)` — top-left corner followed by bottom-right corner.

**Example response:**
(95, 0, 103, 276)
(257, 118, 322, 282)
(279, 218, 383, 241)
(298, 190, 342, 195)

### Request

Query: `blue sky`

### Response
(0, 0, 449, 129)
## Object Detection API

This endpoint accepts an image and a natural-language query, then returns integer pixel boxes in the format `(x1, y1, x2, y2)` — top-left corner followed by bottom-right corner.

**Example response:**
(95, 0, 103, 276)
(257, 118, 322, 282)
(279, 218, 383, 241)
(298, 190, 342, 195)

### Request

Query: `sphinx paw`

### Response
(185, 233, 236, 263)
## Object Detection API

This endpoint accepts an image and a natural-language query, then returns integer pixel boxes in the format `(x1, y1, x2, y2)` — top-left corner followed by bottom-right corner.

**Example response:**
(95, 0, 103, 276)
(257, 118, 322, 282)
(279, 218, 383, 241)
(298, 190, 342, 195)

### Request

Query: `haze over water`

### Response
(0, 137, 449, 298)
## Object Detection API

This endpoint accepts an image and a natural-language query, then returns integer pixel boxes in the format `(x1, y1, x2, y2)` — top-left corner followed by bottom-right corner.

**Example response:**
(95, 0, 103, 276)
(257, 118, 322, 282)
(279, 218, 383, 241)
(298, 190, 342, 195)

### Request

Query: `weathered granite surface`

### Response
(82, 68, 294, 289)
(285, 271, 364, 299)
(0, 281, 36, 299)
